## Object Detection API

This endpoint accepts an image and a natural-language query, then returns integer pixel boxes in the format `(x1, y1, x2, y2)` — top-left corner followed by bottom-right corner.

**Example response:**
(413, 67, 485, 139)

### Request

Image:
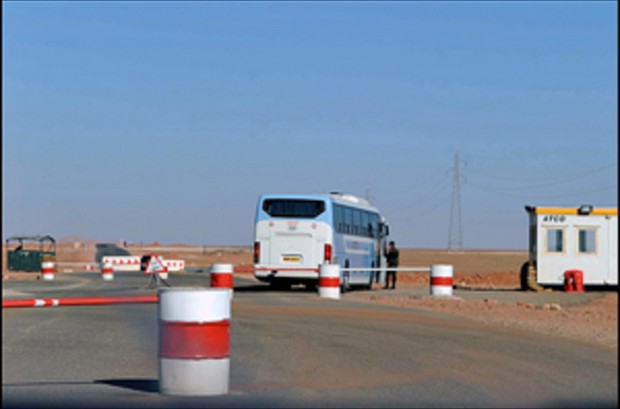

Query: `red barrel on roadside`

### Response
(101, 262, 114, 281)
(158, 288, 231, 396)
(211, 264, 234, 299)
(41, 261, 55, 281)
(318, 264, 340, 300)
(430, 264, 453, 296)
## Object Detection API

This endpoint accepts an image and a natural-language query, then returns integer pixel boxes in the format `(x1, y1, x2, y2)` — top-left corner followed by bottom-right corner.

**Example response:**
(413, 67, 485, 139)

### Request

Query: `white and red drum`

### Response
(158, 288, 231, 396)
(101, 262, 114, 281)
(430, 264, 453, 296)
(318, 264, 340, 300)
(41, 261, 55, 281)
(211, 264, 234, 299)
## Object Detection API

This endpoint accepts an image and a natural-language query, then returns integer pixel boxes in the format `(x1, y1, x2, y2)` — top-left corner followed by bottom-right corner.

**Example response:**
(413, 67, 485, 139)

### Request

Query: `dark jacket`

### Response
(386, 248, 399, 267)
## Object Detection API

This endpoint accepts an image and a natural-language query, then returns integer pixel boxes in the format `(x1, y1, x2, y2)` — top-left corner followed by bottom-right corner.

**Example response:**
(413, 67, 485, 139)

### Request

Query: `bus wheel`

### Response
(270, 280, 291, 291)
(341, 261, 350, 293)
(363, 273, 374, 290)
(340, 272, 350, 293)
(366, 262, 376, 289)
(304, 282, 317, 291)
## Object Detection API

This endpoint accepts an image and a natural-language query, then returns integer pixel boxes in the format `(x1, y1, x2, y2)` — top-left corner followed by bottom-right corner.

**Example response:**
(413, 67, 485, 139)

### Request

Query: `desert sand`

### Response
(2, 242, 617, 349)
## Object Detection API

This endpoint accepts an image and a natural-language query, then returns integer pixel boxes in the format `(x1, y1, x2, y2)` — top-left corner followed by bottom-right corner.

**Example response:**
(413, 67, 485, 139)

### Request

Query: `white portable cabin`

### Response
(525, 205, 618, 286)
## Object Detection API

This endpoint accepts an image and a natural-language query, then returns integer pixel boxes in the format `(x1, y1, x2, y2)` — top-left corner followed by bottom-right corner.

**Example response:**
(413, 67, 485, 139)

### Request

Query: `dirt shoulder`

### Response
(3, 244, 616, 350)
(353, 282, 617, 350)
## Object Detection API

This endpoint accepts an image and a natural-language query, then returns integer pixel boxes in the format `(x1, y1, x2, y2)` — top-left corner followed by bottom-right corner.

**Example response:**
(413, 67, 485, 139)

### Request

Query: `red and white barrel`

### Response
(158, 288, 230, 396)
(211, 264, 233, 299)
(430, 264, 453, 296)
(101, 262, 114, 281)
(41, 261, 55, 281)
(318, 264, 340, 300)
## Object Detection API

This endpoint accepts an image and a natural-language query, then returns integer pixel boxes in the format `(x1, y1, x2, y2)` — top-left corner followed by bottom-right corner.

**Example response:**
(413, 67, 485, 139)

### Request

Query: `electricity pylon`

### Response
(448, 152, 464, 251)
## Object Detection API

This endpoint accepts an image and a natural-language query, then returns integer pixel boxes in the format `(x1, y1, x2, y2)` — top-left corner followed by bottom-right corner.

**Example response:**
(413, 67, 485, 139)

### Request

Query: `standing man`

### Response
(384, 241, 399, 289)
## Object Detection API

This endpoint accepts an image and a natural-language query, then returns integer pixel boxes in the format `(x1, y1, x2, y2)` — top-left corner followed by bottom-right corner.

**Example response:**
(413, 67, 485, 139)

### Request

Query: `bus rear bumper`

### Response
(254, 266, 320, 281)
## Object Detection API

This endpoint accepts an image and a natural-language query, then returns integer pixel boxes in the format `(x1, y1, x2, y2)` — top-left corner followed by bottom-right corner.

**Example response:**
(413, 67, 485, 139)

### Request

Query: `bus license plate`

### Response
(282, 256, 301, 263)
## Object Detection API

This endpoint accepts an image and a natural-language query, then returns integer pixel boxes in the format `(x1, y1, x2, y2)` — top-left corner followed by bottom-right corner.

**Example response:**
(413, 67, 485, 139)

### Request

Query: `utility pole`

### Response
(365, 186, 373, 203)
(448, 152, 464, 251)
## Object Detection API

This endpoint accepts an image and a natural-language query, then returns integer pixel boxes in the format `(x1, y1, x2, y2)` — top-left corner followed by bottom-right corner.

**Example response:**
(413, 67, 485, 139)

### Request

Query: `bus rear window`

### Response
(263, 199, 325, 218)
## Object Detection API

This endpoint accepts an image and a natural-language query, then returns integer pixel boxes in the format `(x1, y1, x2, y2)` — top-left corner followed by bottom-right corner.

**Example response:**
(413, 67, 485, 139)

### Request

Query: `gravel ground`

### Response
(4, 244, 617, 350)
(354, 276, 618, 350)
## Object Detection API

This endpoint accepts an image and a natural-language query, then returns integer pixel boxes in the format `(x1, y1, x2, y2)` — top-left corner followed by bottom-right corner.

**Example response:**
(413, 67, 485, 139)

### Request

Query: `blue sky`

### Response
(2, 1, 617, 249)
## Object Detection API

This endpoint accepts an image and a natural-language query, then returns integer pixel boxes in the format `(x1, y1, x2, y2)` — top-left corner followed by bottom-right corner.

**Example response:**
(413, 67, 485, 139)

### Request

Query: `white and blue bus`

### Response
(253, 192, 390, 291)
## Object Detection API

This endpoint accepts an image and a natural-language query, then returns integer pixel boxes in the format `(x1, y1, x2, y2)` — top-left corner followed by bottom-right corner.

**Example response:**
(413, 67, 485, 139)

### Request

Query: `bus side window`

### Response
(334, 205, 343, 233)
(369, 213, 378, 238)
(361, 211, 369, 237)
(353, 209, 361, 236)
(344, 207, 352, 234)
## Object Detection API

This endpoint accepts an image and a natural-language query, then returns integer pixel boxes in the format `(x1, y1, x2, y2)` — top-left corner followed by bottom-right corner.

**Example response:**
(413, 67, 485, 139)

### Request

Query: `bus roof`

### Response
(258, 193, 382, 213)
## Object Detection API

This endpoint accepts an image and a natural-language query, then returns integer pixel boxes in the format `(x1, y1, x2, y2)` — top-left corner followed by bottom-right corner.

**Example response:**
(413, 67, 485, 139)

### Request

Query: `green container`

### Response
(7, 250, 56, 272)
(5, 235, 57, 272)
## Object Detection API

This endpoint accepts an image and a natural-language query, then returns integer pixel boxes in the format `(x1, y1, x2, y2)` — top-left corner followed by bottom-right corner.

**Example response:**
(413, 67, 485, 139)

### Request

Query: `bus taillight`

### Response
(254, 241, 260, 264)
(324, 243, 332, 263)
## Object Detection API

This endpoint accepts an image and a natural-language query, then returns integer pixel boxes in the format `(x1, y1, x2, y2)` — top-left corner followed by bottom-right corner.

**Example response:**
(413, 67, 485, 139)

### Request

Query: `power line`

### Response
(531, 185, 618, 200)
(448, 152, 464, 251)
(465, 163, 617, 186)
(467, 180, 617, 200)
(463, 161, 617, 200)
(389, 178, 451, 215)
(399, 189, 452, 222)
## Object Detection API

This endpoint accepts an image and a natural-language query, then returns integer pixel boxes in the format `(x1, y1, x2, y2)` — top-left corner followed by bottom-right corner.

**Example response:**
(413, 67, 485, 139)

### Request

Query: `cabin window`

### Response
(545, 228, 564, 253)
(578, 228, 597, 254)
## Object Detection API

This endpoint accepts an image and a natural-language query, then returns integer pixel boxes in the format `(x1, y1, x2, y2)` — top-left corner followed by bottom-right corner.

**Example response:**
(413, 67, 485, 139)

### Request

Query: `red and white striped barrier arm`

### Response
(2, 295, 158, 309)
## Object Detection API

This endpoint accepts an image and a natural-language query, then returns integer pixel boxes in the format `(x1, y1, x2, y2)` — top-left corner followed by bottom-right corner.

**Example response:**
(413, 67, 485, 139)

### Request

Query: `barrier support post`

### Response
(430, 264, 453, 296)
(211, 264, 234, 300)
(102, 262, 114, 281)
(158, 288, 230, 396)
(318, 264, 340, 300)
(41, 261, 55, 281)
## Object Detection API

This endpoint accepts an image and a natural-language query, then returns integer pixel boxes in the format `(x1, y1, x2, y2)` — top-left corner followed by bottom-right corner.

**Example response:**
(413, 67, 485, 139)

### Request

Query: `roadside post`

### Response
(101, 262, 114, 281)
(158, 287, 230, 396)
(41, 261, 55, 281)
(210, 264, 234, 300)
(318, 264, 340, 300)
(430, 264, 454, 296)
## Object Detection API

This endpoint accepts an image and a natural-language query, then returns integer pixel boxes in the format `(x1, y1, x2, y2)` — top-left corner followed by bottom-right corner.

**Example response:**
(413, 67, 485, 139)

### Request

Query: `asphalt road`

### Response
(2, 272, 617, 408)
